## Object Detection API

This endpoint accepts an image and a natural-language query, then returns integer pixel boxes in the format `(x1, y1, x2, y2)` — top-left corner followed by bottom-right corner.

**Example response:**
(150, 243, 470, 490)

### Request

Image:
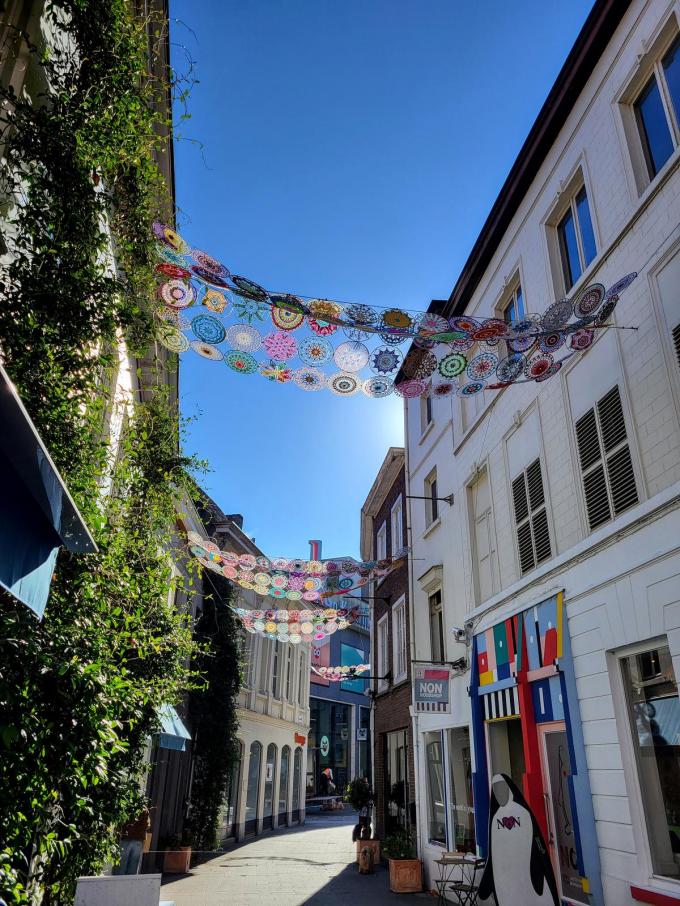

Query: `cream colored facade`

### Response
(404, 1, 680, 903)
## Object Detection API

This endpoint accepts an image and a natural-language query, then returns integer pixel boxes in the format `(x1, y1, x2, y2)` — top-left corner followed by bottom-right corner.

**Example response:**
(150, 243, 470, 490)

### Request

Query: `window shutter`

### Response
(576, 387, 637, 531)
(672, 323, 680, 371)
(512, 460, 551, 574)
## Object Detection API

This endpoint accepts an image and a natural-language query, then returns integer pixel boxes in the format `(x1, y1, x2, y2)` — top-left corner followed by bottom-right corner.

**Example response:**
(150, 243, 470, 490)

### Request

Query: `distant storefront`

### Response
(470, 592, 603, 906)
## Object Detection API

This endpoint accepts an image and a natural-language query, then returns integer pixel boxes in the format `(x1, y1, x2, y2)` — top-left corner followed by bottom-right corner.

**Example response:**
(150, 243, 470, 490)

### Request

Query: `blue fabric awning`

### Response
(158, 704, 191, 751)
(0, 365, 96, 617)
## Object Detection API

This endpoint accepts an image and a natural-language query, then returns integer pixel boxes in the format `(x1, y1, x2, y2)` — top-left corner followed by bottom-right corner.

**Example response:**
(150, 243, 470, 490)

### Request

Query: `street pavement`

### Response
(161, 810, 431, 905)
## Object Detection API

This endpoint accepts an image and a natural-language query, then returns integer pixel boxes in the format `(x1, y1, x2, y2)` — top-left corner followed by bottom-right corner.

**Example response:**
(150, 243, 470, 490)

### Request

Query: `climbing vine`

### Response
(0, 2, 235, 904)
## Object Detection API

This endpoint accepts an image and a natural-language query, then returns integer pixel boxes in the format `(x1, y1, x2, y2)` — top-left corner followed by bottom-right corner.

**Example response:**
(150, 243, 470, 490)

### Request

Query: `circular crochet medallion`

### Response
(344, 304, 379, 340)
(191, 314, 226, 345)
(535, 360, 563, 383)
(524, 352, 554, 379)
(394, 379, 428, 398)
(573, 283, 605, 319)
(298, 336, 333, 367)
(457, 381, 485, 397)
(190, 341, 223, 361)
(605, 272, 637, 299)
(541, 298, 573, 331)
(159, 279, 195, 309)
(539, 331, 566, 354)
(595, 297, 619, 325)
(381, 308, 413, 331)
(191, 266, 230, 288)
(362, 376, 394, 398)
(466, 352, 498, 381)
(270, 293, 308, 315)
(233, 297, 268, 323)
(403, 351, 437, 380)
(471, 319, 511, 343)
(438, 352, 467, 378)
(294, 367, 326, 391)
(230, 275, 269, 301)
(271, 306, 304, 331)
(263, 330, 298, 361)
(227, 323, 262, 352)
(432, 382, 455, 397)
(334, 340, 369, 372)
(449, 316, 481, 335)
(507, 334, 537, 354)
(156, 323, 189, 353)
(259, 361, 293, 383)
(191, 248, 230, 278)
(496, 352, 526, 383)
(202, 289, 229, 314)
(568, 328, 595, 351)
(156, 262, 190, 280)
(224, 350, 259, 374)
(152, 222, 187, 253)
(329, 372, 360, 396)
(370, 346, 402, 374)
(308, 299, 343, 323)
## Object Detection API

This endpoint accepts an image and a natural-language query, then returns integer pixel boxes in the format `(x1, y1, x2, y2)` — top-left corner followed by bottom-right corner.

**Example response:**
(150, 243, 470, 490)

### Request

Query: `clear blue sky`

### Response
(170, 0, 594, 560)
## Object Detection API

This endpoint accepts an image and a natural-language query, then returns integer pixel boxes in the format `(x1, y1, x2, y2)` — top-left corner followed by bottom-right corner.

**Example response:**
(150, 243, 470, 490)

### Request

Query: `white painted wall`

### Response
(404, 1, 680, 901)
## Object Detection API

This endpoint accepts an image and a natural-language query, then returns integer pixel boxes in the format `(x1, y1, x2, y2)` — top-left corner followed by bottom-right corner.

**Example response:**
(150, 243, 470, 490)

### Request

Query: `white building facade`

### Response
(404, 1, 680, 904)
(204, 511, 311, 842)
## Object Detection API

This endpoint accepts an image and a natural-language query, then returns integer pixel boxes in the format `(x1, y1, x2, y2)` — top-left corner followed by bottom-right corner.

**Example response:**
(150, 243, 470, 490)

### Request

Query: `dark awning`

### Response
(0, 364, 97, 617)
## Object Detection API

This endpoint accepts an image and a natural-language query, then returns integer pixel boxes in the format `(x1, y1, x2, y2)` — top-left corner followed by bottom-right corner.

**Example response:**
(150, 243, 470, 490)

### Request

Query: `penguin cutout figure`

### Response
(477, 773, 559, 906)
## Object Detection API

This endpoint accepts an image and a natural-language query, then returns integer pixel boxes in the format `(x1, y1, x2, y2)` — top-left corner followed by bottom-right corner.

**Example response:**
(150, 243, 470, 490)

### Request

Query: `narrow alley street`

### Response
(161, 811, 427, 906)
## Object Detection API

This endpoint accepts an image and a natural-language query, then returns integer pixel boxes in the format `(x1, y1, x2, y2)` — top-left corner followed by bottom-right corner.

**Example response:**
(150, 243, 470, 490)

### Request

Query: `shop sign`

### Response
(320, 735, 330, 757)
(413, 665, 451, 713)
(357, 727, 368, 741)
(294, 733, 306, 745)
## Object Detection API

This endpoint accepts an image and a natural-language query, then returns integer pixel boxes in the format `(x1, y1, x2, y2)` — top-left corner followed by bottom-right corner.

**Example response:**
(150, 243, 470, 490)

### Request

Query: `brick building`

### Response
(401, 0, 680, 902)
(360, 447, 416, 840)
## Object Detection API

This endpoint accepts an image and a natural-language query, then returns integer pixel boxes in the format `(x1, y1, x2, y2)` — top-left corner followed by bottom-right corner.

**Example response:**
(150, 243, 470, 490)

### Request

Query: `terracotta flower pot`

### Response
(163, 846, 191, 873)
(355, 839, 380, 864)
(388, 857, 423, 893)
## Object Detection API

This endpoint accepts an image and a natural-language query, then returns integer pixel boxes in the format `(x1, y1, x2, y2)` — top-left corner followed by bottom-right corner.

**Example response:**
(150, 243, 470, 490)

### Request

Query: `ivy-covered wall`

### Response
(0, 2, 239, 903)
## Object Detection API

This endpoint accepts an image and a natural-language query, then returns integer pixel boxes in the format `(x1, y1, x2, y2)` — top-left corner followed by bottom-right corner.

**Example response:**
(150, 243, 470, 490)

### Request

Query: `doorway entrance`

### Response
(538, 722, 587, 905)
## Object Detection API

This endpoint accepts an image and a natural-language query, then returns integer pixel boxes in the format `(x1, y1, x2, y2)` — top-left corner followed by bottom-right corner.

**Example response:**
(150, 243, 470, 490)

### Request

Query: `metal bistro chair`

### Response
(434, 854, 485, 906)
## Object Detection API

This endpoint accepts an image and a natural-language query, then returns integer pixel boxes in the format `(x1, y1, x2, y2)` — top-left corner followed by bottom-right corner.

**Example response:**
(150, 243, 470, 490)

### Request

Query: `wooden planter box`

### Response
(388, 858, 423, 893)
(355, 839, 380, 864)
(163, 846, 191, 874)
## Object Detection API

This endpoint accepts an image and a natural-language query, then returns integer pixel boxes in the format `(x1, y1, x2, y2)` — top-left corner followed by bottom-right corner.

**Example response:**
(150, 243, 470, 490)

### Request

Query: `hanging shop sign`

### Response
(294, 733, 306, 745)
(151, 223, 637, 400)
(413, 664, 452, 713)
(357, 727, 368, 741)
(320, 735, 330, 757)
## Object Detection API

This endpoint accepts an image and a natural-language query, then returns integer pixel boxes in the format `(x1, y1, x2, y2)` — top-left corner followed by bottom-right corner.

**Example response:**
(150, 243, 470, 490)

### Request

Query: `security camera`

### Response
(451, 626, 468, 643)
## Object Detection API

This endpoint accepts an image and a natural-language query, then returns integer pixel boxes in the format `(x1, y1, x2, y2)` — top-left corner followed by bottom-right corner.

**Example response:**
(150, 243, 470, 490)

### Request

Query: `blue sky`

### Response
(170, 0, 594, 560)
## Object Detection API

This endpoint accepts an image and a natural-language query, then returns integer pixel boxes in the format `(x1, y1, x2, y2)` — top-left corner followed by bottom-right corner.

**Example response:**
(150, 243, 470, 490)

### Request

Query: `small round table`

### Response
(434, 854, 486, 906)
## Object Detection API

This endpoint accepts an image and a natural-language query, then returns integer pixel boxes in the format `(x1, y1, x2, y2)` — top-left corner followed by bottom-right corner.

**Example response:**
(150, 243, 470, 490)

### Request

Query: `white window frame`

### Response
(544, 165, 599, 298)
(424, 468, 439, 528)
(377, 613, 389, 693)
(391, 595, 407, 684)
(390, 495, 403, 557)
(616, 17, 680, 196)
(420, 389, 433, 434)
(376, 521, 387, 560)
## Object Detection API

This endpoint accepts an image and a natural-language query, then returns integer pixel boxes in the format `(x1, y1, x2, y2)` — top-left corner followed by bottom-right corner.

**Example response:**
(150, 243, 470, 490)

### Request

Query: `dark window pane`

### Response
(635, 75, 674, 178)
(558, 208, 581, 290)
(504, 297, 516, 323)
(515, 285, 524, 319)
(663, 36, 680, 125)
(576, 188, 596, 267)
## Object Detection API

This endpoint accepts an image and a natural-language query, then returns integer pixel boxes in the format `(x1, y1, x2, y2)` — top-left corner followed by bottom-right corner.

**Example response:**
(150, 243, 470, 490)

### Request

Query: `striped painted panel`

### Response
(482, 686, 519, 720)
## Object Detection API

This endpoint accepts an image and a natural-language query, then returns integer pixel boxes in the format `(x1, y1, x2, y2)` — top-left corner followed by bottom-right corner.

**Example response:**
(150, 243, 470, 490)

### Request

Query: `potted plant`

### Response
(344, 778, 380, 863)
(162, 832, 191, 874)
(382, 829, 423, 893)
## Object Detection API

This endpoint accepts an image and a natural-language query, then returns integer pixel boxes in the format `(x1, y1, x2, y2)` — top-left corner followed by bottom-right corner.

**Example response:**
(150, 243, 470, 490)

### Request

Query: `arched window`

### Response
(278, 746, 291, 826)
(219, 741, 242, 842)
(292, 746, 303, 822)
(245, 741, 262, 835)
(263, 743, 277, 830)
